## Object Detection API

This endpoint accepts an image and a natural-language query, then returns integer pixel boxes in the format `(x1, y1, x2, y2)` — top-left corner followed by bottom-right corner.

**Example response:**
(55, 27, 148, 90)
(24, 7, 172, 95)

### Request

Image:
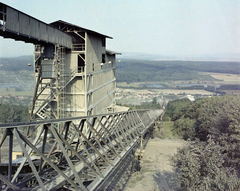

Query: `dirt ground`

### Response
(123, 138, 185, 191)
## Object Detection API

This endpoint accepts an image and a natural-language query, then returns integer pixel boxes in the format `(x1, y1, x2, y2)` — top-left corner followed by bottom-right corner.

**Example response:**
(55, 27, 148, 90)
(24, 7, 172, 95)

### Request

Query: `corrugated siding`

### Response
(6, 7, 18, 32)
(29, 17, 38, 38)
(5, 6, 72, 48)
(19, 12, 29, 35)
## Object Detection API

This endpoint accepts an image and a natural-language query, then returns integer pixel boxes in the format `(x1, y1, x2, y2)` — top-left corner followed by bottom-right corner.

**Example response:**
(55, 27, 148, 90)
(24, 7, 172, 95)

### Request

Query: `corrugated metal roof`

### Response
(50, 20, 113, 39)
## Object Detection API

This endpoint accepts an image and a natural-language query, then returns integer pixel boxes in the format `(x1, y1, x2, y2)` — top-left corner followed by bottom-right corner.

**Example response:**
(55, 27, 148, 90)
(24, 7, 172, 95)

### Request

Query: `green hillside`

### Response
(1, 56, 239, 84)
(116, 59, 240, 82)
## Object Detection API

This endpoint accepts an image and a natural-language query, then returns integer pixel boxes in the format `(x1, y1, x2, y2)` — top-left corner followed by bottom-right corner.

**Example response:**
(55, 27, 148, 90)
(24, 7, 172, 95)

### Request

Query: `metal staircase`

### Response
(34, 67, 78, 120)
(33, 46, 80, 120)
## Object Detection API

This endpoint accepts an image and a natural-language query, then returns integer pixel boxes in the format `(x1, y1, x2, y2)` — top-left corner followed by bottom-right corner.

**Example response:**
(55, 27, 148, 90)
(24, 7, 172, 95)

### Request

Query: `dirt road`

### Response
(124, 138, 185, 191)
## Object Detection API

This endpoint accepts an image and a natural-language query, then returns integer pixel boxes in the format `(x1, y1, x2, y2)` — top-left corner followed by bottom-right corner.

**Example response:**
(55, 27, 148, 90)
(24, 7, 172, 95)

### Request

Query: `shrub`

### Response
(171, 136, 240, 190)
(170, 96, 240, 190)
(173, 117, 196, 140)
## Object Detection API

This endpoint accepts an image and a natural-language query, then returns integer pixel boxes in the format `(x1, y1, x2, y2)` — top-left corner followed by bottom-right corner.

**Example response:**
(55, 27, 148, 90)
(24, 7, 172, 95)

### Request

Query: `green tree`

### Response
(152, 97, 157, 104)
(173, 117, 196, 140)
(172, 137, 239, 190)
(0, 103, 29, 123)
(170, 95, 240, 190)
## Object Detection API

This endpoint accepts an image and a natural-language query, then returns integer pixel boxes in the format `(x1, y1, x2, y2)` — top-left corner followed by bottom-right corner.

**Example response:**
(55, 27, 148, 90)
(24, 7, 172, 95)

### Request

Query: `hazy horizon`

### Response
(1, 52, 240, 62)
(0, 0, 239, 58)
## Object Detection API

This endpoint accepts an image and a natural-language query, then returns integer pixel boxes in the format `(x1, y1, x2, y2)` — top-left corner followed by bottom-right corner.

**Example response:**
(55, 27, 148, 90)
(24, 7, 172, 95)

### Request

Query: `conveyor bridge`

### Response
(0, 2, 72, 48)
(0, 109, 163, 190)
(0, 3, 164, 190)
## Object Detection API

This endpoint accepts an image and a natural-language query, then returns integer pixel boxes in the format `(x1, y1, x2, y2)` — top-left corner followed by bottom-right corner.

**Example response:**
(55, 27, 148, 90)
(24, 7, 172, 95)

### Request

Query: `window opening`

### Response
(102, 38, 106, 47)
(102, 54, 105, 64)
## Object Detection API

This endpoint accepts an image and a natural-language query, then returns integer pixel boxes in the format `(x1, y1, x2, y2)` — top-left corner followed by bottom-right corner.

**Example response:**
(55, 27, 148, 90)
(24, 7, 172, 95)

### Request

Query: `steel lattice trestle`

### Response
(0, 109, 163, 191)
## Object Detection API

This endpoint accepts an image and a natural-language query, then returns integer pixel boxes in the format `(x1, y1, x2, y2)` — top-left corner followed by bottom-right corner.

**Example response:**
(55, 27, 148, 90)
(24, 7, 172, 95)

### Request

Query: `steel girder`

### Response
(0, 109, 163, 190)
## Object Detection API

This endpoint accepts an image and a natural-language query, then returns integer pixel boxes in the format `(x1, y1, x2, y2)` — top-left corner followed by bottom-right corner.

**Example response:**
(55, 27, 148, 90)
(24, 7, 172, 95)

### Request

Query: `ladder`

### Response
(59, 46, 66, 119)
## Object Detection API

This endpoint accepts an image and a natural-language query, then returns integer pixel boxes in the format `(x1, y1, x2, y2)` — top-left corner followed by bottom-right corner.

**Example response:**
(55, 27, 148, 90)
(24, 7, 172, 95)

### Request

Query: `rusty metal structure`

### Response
(0, 2, 164, 190)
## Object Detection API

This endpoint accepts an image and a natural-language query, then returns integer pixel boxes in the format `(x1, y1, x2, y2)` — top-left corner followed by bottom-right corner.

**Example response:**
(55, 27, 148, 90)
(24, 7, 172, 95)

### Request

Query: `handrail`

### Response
(0, 109, 156, 129)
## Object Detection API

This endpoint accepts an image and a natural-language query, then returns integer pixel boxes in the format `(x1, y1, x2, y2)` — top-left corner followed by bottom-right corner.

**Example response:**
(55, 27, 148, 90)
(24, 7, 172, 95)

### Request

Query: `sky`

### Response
(0, 0, 239, 58)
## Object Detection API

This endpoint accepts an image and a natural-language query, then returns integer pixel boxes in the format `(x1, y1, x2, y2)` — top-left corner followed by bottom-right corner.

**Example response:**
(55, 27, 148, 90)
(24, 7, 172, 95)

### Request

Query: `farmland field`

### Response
(203, 72, 240, 82)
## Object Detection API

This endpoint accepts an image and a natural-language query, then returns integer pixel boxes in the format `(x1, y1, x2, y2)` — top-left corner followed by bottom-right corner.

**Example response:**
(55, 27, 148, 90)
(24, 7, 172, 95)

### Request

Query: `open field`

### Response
(202, 72, 240, 82)
(117, 71, 240, 96)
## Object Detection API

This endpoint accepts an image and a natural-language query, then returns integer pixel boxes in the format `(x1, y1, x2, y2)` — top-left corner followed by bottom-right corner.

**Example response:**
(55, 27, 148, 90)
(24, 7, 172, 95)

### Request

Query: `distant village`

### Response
(115, 88, 210, 108)
(0, 89, 209, 109)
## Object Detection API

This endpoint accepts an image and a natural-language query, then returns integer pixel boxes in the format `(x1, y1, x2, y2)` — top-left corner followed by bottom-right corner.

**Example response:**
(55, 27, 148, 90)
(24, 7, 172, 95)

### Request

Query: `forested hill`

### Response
(166, 96, 240, 190)
(0, 55, 33, 71)
(0, 56, 239, 83)
(116, 59, 240, 82)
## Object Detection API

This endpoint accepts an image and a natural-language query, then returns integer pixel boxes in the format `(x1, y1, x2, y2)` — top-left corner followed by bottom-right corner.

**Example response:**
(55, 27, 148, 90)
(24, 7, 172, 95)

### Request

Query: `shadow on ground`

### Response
(153, 171, 179, 191)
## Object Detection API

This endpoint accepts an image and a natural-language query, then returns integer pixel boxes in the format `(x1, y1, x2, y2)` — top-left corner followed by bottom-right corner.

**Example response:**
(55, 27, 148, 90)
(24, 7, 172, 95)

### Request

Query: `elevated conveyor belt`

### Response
(0, 2, 72, 48)
(0, 109, 163, 190)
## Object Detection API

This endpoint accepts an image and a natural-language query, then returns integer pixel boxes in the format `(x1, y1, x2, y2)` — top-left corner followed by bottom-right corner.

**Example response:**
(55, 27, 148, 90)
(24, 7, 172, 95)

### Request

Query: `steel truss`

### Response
(0, 109, 163, 191)
(31, 44, 73, 121)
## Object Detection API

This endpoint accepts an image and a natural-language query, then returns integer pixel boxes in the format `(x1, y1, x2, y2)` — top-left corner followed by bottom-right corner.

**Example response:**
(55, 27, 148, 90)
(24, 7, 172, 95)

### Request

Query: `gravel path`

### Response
(124, 138, 185, 191)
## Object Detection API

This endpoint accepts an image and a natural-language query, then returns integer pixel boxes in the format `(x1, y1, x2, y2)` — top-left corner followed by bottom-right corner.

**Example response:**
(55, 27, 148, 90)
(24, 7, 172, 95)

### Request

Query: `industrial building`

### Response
(0, 4, 164, 190)
(0, 2, 120, 120)
(32, 20, 120, 120)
